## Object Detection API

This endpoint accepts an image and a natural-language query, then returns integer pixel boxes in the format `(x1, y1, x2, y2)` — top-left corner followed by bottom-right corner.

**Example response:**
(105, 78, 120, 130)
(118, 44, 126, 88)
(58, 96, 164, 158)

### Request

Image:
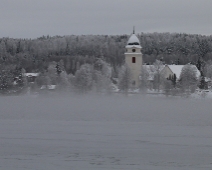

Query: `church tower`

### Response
(124, 29, 143, 88)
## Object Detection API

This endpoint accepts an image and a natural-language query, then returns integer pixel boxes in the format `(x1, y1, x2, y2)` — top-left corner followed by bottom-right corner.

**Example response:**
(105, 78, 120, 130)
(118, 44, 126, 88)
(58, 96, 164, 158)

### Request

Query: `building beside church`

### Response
(160, 65, 200, 80)
(124, 31, 143, 88)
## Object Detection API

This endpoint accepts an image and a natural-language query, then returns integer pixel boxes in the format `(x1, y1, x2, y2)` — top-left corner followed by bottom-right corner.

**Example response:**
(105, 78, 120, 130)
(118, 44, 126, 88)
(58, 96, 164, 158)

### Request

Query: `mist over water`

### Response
(1, 94, 212, 170)
(0, 94, 211, 126)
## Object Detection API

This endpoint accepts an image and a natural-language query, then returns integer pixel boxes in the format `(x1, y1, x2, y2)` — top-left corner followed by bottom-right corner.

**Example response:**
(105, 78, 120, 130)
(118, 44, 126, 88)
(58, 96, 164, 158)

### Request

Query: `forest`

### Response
(0, 32, 212, 94)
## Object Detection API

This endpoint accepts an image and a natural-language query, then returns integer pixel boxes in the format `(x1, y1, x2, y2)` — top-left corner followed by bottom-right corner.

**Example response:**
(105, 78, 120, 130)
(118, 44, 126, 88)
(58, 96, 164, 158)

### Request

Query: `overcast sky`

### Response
(1, 0, 212, 39)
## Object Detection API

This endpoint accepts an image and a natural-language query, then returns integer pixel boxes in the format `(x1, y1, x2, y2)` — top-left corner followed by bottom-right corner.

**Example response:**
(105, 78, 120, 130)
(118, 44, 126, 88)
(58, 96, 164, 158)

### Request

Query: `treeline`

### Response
(0, 35, 125, 75)
(0, 58, 113, 95)
(1, 32, 212, 94)
(141, 33, 212, 65)
(1, 32, 212, 74)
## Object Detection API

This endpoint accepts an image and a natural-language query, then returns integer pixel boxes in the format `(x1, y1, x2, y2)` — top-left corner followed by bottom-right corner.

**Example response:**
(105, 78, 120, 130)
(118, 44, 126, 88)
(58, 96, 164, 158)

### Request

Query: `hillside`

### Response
(1, 33, 212, 74)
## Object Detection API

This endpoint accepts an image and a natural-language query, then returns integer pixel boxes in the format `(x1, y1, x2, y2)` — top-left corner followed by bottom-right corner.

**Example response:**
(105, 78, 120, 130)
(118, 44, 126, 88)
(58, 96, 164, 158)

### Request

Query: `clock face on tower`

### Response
(132, 49, 136, 52)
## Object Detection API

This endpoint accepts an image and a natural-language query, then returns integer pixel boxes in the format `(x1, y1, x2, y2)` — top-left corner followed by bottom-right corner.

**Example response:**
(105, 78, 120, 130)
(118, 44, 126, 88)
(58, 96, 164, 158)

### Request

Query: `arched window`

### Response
(132, 57, 136, 63)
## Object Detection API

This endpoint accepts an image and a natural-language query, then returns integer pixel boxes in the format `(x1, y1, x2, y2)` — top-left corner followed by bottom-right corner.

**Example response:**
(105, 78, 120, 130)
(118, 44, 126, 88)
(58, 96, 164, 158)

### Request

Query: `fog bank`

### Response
(0, 95, 211, 126)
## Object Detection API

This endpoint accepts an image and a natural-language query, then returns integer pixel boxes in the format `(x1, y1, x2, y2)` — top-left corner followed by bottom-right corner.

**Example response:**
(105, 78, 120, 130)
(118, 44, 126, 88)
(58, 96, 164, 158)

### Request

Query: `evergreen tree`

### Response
(169, 74, 177, 88)
(196, 57, 201, 71)
(14, 68, 27, 93)
(198, 39, 209, 58)
(204, 60, 212, 79)
(177, 58, 180, 65)
(199, 75, 207, 90)
(56, 63, 62, 75)
(0, 65, 14, 94)
(16, 41, 21, 54)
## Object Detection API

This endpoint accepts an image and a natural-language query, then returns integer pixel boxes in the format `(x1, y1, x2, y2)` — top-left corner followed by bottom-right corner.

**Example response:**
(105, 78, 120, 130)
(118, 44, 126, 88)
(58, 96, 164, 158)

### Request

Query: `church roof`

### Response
(126, 33, 142, 49)
(167, 65, 184, 79)
(165, 65, 200, 79)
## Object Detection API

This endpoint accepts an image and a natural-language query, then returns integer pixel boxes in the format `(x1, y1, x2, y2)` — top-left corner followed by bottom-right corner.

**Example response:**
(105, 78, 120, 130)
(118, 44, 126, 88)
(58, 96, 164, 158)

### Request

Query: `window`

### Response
(132, 57, 136, 63)
(132, 49, 136, 52)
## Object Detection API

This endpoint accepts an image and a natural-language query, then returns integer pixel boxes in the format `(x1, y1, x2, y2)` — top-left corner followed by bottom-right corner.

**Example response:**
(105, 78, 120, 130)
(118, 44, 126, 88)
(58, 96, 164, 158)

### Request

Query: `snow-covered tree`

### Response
(118, 64, 131, 94)
(92, 58, 112, 92)
(204, 60, 212, 79)
(152, 60, 164, 91)
(74, 64, 93, 93)
(162, 77, 173, 96)
(140, 66, 150, 93)
(179, 64, 199, 94)
(36, 71, 51, 87)
(0, 65, 14, 94)
(57, 71, 71, 91)
(47, 61, 58, 84)
(198, 39, 209, 59)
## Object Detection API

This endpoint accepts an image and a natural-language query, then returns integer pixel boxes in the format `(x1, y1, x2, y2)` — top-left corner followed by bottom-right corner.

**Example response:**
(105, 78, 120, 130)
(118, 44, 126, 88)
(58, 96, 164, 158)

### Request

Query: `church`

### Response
(124, 30, 143, 88)
(124, 31, 201, 90)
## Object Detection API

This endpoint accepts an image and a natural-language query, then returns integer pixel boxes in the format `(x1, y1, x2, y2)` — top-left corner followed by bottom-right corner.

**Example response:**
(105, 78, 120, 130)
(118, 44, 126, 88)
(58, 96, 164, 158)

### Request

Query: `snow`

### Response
(205, 77, 211, 82)
(126, 34, 142, 49)
(127, 34, 140, 45)
(167, 65, 184, 79)
(143, 65, 165, 80)
(125, 44, 142, 49)
(167, 65, 200, 79)
(191, 89, 212, 99)
(40, 85, 57, 90)
(24, 73, 39, 77)
(1, 95, 212, 170)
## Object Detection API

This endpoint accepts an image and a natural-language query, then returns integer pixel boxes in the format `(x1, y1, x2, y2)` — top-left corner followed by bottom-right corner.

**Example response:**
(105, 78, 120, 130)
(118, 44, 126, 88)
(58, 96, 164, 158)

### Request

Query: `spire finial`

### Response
(133, 26, 135, 34)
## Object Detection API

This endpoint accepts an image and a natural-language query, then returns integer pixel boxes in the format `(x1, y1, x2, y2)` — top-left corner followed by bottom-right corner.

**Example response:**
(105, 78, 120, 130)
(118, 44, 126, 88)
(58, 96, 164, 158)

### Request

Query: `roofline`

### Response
(165, 65, 174, 75)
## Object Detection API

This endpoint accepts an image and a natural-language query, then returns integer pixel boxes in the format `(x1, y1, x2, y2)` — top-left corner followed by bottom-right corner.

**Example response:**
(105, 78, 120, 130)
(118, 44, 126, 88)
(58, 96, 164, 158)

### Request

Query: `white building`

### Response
(124, 31, 143, 88)
(160, 65, 200, 80)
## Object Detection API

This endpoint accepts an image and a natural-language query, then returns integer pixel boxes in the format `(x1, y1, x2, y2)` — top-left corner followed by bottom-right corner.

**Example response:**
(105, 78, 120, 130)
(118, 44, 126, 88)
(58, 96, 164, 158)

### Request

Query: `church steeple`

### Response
(124, 30, 143, 88)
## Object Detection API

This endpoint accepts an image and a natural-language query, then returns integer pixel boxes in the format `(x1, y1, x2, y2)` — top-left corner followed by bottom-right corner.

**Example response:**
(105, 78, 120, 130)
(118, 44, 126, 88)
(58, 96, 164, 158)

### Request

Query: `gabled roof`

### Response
(167, 65, 184, 79)
(166, 65, 200, 79)
(142, 64, 201, 81)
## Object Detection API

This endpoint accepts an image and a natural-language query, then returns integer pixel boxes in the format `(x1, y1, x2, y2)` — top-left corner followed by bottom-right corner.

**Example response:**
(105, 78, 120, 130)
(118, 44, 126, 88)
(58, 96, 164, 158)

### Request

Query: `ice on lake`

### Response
(0, 95, 212, 170)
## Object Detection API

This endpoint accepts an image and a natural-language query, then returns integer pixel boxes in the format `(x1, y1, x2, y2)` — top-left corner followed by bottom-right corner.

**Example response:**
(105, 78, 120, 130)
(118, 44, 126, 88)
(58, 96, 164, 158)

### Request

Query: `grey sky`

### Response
(1, 0, 212, 38)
